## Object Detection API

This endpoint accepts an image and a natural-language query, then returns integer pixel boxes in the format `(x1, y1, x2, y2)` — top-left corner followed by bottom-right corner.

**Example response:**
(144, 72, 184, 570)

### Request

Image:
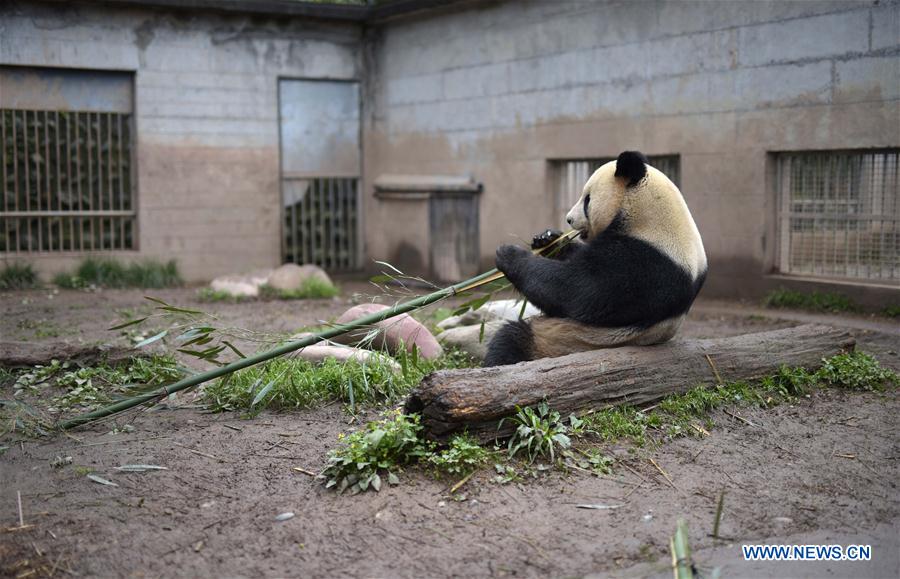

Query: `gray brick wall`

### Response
(365, 0, 899, 300)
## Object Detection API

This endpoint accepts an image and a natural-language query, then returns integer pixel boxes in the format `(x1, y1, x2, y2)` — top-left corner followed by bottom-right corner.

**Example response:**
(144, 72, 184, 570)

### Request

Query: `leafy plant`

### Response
(763, 288, 856, 313)
(259, 278, 339, 300)
(502, 401, 572, 462)
(54, 258, 181, 289)
(0, 262, 39, 290)
(321, 411, 433, 494)
(427, 434, 490, 476)
(817, 351, 897, 391)
(883, 305, 900, 318)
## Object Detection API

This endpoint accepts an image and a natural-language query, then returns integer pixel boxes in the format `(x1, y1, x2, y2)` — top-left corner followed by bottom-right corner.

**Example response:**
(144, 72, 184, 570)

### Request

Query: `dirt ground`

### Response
(1, 285, 899, 578)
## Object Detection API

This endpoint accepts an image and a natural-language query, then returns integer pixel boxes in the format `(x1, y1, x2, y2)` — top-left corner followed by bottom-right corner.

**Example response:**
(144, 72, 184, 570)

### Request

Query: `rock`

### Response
(436, 320, 505, 362)
(288, 343, 401, 372)
(209, 269, 272, 297)
(332, 303, 444, 360)
(267, 263, 332, 292)
(437, 299, 540, 330)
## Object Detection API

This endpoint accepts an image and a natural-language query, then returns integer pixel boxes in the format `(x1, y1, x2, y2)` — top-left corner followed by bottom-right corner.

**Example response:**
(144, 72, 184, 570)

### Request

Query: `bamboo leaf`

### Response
(133, 330, 167, 349)
(251, 380, 277, 407)
(222, 340, 247, 359)
(108, 317, 148, 331)
(87, 474, 118, 487)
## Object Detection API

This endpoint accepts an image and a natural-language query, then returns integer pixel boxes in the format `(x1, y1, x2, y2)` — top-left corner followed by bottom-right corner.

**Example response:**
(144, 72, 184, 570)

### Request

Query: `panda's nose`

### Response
(566, 216, 574, 225)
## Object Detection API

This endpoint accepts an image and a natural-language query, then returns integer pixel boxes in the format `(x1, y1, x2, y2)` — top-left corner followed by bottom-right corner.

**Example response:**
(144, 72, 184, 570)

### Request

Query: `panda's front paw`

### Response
(531, 228, 563, 251)
(495, 244, 530, 274)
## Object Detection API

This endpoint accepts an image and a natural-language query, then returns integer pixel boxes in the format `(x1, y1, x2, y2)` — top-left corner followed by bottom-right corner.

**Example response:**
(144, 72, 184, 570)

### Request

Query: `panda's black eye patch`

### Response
(583, 194, 591, 217)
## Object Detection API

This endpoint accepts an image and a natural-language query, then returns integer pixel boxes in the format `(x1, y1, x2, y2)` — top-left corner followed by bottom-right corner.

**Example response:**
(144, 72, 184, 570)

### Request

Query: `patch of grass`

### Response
(12, 355, 184, 413)
(54, 257, 182, 289)
(583, 351, 893, 445)
(882, 305, 900, 318)
(763, 288, 856, 313)
(204, 347, 475, 414)
(0, 262, 39, 290)
(259, 278, 339, 300)
(196, 288, 253, 303)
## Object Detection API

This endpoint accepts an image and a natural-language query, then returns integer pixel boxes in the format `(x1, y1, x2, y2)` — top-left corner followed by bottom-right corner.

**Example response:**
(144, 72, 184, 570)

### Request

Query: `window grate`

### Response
(283, 177, 359, 271)
(775, 150, 899, 285)
(1, 109, 135, 253)
(551, 155, 680, 225)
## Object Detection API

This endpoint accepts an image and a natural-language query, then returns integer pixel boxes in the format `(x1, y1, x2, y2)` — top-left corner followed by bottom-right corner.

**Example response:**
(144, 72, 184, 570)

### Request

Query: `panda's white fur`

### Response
(484, 151, 707, 366)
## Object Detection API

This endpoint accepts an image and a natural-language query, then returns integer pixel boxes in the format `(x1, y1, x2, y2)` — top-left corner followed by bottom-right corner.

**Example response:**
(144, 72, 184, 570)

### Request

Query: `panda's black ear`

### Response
(614, 151, 648, 187)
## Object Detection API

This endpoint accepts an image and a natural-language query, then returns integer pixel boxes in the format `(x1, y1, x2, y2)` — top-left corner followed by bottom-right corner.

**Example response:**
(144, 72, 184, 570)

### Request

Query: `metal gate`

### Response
(0, 67, 135, 253)
(279, 79, 360, 271)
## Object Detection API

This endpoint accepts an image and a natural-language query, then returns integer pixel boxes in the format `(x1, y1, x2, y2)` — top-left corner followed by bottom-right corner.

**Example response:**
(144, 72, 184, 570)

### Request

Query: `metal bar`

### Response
(302, 179, 310, 265)
(75, 112, 83, 252)
(1, 110, 7, 253)
(0, 210, 137, 217)
(117, 114, 124, 249)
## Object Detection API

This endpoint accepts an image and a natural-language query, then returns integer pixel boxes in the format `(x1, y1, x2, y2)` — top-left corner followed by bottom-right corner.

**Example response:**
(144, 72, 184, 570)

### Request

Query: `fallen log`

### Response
(0, 341, 141, 369)
(404, 324, 855, 442)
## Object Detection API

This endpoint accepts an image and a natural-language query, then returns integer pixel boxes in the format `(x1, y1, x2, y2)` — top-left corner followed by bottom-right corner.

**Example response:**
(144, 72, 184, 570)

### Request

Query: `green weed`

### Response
(817, 351, 897, 391)
(259, 278, 339, 300)
(502, 401, 573, 462)
(763, 288, 856, 313)
(322, 411, 432, 494)
(54, 258, 182, 289)
(0, 262, 39, 290)
(427, 434, 490, 476)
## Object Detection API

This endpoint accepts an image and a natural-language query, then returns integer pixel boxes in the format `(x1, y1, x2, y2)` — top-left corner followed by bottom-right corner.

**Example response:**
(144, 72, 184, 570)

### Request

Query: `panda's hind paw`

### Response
(495, 244, 530, 274)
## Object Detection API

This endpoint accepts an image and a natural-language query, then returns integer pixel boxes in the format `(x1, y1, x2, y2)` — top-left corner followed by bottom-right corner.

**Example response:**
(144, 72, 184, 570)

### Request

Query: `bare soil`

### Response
(1, 286, 898, 578)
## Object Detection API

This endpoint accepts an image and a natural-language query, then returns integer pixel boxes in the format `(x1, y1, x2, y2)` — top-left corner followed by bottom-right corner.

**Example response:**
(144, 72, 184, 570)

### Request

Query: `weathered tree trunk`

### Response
(405, 325, 854, 442)
(0, 341, 141, 368)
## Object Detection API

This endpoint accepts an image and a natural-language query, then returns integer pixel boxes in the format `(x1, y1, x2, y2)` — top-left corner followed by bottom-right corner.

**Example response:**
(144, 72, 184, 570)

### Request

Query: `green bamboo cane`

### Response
(58, 268, 501, 430)
(59, 230, 579, 430)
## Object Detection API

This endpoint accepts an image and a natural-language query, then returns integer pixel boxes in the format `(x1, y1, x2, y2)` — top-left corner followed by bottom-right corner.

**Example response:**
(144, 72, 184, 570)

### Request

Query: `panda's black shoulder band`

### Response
(614, 151, 648, 187)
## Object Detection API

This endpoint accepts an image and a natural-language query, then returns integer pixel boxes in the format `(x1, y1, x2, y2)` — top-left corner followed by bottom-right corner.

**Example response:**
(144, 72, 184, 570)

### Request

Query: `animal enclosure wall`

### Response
(0, 1, 360, 281)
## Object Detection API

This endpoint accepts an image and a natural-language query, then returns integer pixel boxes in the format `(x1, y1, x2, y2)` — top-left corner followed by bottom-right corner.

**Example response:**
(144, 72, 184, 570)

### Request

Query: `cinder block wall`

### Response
(0, 1, 360, 282)
(364, 0, 899, 302)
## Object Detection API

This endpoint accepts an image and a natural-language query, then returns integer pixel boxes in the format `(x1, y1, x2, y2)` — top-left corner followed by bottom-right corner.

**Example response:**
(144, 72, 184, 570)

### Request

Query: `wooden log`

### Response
(0, 341, 141, 369)
(404, 324, 855, 442)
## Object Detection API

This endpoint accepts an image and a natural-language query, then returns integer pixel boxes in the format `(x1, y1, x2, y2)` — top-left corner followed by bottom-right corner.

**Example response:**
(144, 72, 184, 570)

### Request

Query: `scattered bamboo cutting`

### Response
(59, 231, 581, 430)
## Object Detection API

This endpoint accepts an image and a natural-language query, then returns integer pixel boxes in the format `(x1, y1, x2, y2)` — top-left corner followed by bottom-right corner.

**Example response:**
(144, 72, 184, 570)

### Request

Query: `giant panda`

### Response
(483, 151, 707, 367)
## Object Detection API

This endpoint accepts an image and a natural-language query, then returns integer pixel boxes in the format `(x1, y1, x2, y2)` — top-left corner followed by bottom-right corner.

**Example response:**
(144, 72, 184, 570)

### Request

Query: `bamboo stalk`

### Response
(59, 231, 578, 430)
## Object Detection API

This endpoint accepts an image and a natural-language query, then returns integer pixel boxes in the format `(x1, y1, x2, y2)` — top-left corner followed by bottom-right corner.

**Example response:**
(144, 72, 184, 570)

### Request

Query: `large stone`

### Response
(437, 299, 541, 330)
(436, 320, 505, 362)
(287, 342, 401, 372)
(209, 269, 272, 297)
(267, 263, 333, 292)
(332, 303, 444, 360)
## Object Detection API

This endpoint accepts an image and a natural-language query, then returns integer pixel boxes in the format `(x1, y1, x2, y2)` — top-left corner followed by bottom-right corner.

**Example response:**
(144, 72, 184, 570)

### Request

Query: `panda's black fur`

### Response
(484, 151, 707, 367)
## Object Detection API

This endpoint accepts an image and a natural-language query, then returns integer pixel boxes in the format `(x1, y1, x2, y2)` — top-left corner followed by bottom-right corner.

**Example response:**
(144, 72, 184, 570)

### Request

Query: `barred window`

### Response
(1, 67, 135, 253)
(775, 150, 899, 285)
(551, 155, 680, 225)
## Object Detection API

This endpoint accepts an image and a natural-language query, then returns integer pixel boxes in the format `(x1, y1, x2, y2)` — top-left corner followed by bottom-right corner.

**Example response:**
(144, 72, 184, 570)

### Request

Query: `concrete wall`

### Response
(0, 0, 360, 281)
(364, 0, 899, 302)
